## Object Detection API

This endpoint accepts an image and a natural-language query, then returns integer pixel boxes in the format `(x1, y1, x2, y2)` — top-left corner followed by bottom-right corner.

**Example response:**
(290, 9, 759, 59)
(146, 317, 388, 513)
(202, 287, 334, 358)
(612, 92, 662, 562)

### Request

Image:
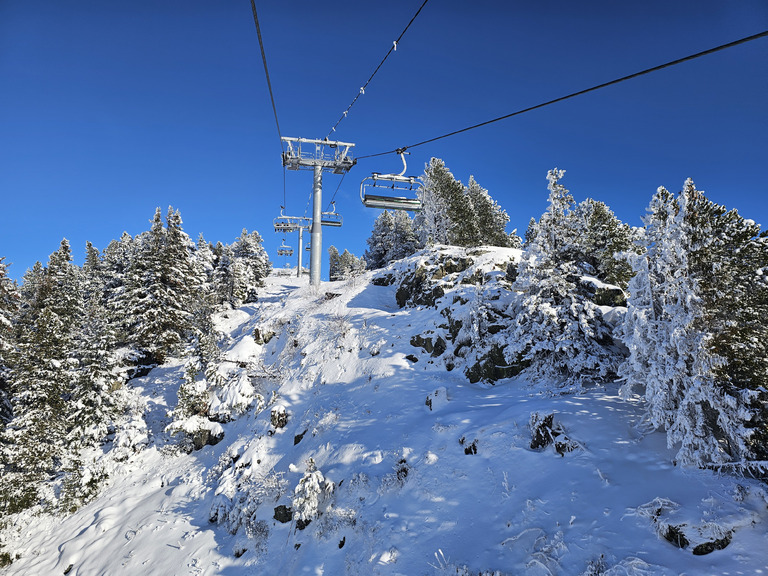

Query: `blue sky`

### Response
(1, 0, 767, 280)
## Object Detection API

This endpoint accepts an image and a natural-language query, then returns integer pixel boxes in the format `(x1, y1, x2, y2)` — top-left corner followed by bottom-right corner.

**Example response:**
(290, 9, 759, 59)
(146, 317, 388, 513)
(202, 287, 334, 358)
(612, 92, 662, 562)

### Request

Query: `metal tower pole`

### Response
(310, 164, 323, 286)
(297, 226, 303, 278)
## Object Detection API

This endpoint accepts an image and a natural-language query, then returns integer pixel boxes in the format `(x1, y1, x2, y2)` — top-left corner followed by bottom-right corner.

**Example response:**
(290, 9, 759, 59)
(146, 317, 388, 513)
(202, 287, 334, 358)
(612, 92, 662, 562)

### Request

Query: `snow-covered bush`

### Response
(292, 458, 334, 529)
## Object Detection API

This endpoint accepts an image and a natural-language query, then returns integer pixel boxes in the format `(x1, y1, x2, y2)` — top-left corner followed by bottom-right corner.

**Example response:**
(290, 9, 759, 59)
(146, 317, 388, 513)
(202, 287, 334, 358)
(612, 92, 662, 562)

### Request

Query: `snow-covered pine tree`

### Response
(231, 229, 271, 302)
(124, 207, 197, 364)
(621, 180, 768, 470)
(524, 217, 538, 247)
(572, 199, 635, 289)
(364, 211, 419, 269)
(390, 211, 420, 259)
(0, 257, 19, 425)
(414, 158, 466, 246)
(673, 181, 768, 468)
(213, 245, 248, 307)
(506, 169, 619, 387)
(364, 210, 395, 269)
(70, 288, 121, 447)
(328, 246, 343, 282)
(466, 175, 514, 247)
(102, 232, 136, 345)
(0, 240, 84, 513)
(82, 241, 105, 303)
(194, 233, 216, 291)
(340, 249, 365, 279)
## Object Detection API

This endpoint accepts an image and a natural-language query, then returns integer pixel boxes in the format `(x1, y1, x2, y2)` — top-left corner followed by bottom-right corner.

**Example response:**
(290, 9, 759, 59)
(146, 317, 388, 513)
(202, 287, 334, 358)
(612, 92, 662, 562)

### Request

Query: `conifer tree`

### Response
(507, 170, 618, 386)
(231, 229, 271, 302)
(364, 211, 395, 269)
(103, 232, 136, 344)
(571, 199, 634, 288)
(414, 158, 465, 246)
(0, 257, 19, 425)
(364, 210, 419, 269)
(1, 240, 84, 513)
(328, 246, 343, 281)
(213, 245, 248, 306)
(621, 180, 768, 470)
(466, 176, 514, 247)
(124, 207, 196, 363)
(524, 217, 538, 247)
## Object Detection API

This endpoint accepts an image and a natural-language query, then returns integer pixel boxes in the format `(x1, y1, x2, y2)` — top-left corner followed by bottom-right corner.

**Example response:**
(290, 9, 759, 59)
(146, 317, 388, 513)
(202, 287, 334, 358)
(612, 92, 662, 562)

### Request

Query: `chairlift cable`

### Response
(250, 0, 288, 209)
(325, 172, 347, 212)
(324, 0, 430, 140)
(357, 29, 768, 160)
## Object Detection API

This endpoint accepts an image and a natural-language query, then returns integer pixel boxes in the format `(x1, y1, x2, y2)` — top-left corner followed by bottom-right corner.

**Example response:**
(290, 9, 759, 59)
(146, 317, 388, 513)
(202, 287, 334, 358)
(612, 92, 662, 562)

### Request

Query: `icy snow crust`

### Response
(3, 246, 768, 575)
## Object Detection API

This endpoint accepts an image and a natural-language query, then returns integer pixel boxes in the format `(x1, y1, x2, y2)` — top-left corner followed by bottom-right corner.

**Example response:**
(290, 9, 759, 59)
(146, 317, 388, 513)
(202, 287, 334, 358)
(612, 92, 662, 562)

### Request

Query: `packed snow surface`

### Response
(3, 249, 768, 575)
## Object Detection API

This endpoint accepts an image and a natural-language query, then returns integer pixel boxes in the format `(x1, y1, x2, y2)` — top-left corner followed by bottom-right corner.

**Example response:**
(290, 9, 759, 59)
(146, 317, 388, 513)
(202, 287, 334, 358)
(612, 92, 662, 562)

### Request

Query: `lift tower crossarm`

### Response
(281, 137, 356, 174)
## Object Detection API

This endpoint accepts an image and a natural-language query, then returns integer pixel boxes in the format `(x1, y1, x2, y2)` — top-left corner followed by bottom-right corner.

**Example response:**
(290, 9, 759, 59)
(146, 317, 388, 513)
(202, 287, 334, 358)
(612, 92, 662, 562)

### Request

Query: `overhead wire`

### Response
(324, 172, 347, 211)
(250, 0, 288, 210)
(324, 0, 431, 140)
(357, 29, 768, 160)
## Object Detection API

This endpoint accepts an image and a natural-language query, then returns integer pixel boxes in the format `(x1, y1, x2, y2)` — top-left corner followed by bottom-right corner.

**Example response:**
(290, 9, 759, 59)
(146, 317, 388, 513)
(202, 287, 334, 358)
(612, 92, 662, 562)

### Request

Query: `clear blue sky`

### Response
(2, 0, 767, 280)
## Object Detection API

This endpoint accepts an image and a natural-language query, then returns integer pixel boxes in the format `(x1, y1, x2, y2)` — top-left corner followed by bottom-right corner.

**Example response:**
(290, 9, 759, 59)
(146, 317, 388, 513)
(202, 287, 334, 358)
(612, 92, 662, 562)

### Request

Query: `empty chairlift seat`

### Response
(320, 201, 343, 227)
(360, 151, 422, 211)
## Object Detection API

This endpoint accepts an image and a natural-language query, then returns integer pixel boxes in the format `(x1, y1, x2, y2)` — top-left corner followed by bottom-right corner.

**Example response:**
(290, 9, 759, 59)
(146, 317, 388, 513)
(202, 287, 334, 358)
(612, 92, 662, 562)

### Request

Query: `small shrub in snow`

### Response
(271, 405, 288, 429)
(529, 412, 582, 456)
(292, 458, 333, 529)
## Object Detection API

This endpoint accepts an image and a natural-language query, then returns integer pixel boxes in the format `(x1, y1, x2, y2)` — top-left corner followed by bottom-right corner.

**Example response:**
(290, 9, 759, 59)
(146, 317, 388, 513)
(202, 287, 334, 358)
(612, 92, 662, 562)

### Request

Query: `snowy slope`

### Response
(3, 247, 768, 576)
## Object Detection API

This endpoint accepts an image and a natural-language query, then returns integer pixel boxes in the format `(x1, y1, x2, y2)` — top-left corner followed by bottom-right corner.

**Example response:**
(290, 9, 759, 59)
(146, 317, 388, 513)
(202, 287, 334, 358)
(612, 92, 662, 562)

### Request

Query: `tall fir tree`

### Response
(364, 210, 419, 269)
(414, 158, 464, 246)
(213, 245, 248, 307)
(506, 170, 619, 386)
(231, 229, 271, 302)
(328, 246, 343, 282)
(102, 232, 136, 345)
(124, 207, 196, 363)
(620, 180, 768, 470)
(1, 240, 84, 513)
(466, 176, 514, 247)
(0, 257, 20, 425)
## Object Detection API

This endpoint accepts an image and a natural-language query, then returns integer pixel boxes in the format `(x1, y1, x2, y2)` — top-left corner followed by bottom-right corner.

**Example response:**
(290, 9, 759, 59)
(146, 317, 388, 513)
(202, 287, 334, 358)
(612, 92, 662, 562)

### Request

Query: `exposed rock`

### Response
(405, 354, 419, 363)
(372, 273, 396, 286)
(273, 505, 293, 523)
(253, 327, 275, 345)
(410, 334, 434, 354)
(396, 265, 445, 308)
(294, 429, 307, 446)
(664, 525, 690, 549)
(191, 426, 225, 451)
(432, 336, 447, 357)
(692, 532, 732, 555)
(296, 518, 312, 531)
(466, 345, 526, 384)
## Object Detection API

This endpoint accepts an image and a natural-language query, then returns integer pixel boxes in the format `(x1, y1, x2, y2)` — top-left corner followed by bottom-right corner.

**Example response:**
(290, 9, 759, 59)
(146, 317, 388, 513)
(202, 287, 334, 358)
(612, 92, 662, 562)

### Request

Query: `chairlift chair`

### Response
(273, 207, 311, 233)
(320, 201, 343, 227)
(360, 151, 422, 211)
(277, 239, 294, 257)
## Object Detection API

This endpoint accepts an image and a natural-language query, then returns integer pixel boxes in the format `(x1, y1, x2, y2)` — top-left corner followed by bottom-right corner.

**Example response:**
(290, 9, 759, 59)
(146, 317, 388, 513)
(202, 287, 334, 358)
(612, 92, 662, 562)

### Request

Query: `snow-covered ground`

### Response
(3, 249, 768, 575)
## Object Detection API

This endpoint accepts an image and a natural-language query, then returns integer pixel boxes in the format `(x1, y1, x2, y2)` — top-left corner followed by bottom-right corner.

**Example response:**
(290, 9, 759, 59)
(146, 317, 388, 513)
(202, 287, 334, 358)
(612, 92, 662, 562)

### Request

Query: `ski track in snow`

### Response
(3, 255, 768, 576)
